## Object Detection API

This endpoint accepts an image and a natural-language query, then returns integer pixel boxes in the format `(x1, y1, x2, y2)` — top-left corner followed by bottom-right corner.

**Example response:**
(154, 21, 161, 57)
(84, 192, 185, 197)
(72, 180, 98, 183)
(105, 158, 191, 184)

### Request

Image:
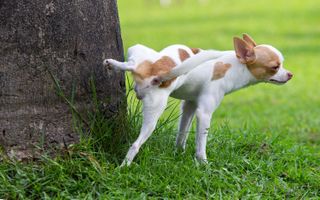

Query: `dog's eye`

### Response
(271, 66, 280, 71)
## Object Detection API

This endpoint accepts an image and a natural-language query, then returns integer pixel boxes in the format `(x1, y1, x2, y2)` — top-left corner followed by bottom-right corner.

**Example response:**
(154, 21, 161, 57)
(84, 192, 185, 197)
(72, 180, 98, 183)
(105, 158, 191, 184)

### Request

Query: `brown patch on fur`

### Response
(246, 46, 280, 80)
(190, 48, 200, 54)
(212, 62, 232, 80)
(178, 48, 190, 62)
(132, 56, 177, 88)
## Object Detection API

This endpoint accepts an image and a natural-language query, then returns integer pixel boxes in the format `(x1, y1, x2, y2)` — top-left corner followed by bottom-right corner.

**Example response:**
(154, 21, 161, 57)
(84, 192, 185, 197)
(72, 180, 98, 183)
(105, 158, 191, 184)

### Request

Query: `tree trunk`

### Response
(0, 0, 125, 151)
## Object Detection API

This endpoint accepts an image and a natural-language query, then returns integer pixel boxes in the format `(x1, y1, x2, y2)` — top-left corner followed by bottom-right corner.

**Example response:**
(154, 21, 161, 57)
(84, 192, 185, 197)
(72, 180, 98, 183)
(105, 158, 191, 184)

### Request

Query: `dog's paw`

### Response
(195, 156, 209, 166)
(103, 59, 113, 70)
(119, 159, 132, 168)
(174, 145, 186, 155)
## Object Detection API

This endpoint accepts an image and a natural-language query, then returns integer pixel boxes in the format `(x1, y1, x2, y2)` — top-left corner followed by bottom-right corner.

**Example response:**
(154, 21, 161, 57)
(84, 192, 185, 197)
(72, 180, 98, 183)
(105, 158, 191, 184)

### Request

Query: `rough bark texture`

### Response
(0, 0, 125, 150)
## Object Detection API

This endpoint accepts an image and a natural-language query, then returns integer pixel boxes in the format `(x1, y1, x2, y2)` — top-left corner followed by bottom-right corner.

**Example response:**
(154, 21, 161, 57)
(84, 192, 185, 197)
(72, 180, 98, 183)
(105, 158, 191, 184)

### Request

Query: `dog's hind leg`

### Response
(121, 92, 169, 167)
(175, 101, 197, 151)
(103, 59, 135, 71)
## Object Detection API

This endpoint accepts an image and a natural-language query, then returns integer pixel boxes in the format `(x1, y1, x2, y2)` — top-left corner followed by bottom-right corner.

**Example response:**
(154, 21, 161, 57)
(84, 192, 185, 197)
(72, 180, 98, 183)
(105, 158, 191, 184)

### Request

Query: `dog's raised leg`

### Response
(103, 59, 135, 71)
(121, 93, 169, 167)
(175, 101, 197, 151)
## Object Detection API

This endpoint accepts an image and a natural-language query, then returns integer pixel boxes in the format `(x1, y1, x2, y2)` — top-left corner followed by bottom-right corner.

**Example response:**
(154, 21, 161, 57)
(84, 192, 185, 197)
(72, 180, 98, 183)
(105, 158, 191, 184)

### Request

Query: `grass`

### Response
(1, 0, 320, 198)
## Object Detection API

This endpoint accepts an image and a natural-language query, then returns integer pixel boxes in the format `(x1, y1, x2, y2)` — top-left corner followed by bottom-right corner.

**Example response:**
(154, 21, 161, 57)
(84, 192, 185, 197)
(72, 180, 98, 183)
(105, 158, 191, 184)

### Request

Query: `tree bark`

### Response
(0, 0, 125, 150)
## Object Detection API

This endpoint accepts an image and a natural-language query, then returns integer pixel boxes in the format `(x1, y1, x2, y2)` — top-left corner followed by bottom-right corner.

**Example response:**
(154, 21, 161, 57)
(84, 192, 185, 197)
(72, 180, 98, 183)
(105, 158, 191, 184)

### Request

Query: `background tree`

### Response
(0, 0, 125, 153)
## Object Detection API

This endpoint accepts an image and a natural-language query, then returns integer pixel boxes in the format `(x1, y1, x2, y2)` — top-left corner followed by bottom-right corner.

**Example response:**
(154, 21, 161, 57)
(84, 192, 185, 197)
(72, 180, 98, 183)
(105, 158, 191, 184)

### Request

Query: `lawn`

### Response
(1, 0, 320, 198)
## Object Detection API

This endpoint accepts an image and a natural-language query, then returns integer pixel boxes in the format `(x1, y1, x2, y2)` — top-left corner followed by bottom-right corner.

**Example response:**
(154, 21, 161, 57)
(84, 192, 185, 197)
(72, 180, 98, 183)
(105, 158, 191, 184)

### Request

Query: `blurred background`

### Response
(118, 0, 320, 144)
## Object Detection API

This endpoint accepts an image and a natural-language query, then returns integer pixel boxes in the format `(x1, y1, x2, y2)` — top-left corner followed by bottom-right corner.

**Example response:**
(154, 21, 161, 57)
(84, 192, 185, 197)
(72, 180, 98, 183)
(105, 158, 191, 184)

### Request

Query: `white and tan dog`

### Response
(104, 34, 293, 166)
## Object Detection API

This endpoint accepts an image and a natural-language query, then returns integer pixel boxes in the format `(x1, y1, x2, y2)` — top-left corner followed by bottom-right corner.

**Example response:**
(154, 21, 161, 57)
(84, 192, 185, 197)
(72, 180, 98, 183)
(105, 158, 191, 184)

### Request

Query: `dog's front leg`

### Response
(121, 93, 169, 167)
(176, 100, 197, 151)
(195, 108, 212, 163)
(195, 95, 223, 163)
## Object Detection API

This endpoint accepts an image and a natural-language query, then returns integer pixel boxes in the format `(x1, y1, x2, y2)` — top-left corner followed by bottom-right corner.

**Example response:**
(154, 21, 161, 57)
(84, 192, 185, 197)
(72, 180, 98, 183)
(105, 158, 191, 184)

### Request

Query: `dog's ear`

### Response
(233, 37, 256, 64)
(242, 33, 257, 48)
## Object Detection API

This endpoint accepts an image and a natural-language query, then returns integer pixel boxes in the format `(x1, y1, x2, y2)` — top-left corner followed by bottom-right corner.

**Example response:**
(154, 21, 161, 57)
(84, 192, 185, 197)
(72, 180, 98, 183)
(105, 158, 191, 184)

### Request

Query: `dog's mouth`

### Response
(268, 79, 288, 84)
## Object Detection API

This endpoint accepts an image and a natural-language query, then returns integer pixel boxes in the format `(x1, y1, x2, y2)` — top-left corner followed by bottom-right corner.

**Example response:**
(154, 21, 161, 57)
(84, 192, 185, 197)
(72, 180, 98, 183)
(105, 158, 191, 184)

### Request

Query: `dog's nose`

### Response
(287, 72, 293, 80)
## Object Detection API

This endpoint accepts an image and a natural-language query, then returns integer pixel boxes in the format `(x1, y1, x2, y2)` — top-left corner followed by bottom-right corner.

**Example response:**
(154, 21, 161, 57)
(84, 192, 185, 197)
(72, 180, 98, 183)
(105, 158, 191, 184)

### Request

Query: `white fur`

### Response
(104, 42, 292, 166)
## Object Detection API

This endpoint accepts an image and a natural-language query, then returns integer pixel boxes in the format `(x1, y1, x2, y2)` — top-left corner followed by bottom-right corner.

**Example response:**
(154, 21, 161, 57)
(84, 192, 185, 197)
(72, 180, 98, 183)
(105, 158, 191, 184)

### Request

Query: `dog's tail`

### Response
(159, 50, 225, 81)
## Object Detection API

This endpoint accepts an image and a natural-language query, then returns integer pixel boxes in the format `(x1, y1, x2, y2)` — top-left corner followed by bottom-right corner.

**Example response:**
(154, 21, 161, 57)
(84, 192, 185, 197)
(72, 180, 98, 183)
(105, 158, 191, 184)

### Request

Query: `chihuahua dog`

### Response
(104, 34, 293, 166)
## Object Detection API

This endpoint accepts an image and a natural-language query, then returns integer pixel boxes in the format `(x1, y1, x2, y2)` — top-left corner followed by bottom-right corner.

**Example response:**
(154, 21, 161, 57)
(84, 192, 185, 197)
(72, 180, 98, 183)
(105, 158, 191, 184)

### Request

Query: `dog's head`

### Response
(133, 77, 157, 100)
(234, 34, 293, 84)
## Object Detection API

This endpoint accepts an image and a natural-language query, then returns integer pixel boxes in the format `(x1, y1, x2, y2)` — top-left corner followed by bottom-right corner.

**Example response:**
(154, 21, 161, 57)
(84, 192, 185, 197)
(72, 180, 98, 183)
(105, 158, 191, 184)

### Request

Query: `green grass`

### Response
(1, 0, 320, 198)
